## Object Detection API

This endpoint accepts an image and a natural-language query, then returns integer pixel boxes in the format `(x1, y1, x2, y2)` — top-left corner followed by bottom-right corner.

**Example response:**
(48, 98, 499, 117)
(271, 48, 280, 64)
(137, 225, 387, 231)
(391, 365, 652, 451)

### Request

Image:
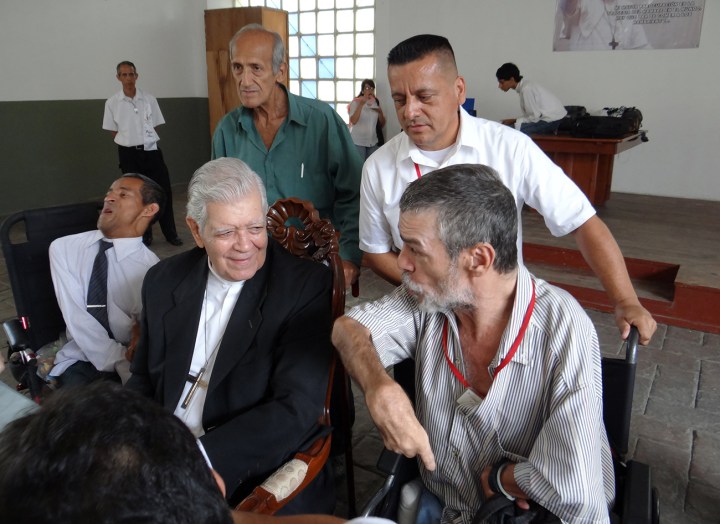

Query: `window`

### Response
(236, 0, 375, 123)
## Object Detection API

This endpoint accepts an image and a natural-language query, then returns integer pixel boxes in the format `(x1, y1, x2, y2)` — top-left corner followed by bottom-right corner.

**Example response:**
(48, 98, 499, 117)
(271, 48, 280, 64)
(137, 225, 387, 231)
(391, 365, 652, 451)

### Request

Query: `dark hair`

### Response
(116, 60, 136, 74)
(0, 382, 232, 524)
(496, 62, 522, 82)
(399, 164, 518, 273)
(357, 78, 376, 97)
(387, 34, 456, 69)
(120, 173, 165, 225)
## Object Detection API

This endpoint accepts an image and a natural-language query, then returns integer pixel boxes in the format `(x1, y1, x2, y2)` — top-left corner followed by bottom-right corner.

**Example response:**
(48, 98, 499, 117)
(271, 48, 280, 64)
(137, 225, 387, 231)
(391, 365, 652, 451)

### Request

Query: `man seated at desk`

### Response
(496, 62, 566, 136)
(333, 164, 614, 523)
(127, 157, 334, 512)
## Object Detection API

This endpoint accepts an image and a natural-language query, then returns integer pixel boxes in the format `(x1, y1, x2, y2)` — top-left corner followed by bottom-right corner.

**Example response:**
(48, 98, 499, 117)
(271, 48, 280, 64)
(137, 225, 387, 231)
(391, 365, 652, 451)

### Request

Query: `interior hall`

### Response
(0, 1, 718, 524)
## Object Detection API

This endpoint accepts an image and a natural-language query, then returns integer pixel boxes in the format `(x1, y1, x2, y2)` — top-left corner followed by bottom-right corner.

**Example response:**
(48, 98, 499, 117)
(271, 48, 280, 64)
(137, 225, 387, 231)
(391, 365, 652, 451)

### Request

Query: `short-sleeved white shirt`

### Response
(102, 88, 165, 150)
(359, 108, 596, 262)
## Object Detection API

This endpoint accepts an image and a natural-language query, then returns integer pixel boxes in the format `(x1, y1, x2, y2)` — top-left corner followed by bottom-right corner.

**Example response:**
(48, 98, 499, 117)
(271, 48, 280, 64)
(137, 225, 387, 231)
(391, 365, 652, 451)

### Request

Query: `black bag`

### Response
(556, 105, 587, 134)
(570, 106, 643, 138)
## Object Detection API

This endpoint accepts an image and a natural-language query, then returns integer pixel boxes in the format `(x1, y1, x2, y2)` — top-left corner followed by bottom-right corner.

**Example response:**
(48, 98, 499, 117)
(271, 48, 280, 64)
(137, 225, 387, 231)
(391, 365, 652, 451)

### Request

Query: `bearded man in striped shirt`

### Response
(333, 164, 614, 523)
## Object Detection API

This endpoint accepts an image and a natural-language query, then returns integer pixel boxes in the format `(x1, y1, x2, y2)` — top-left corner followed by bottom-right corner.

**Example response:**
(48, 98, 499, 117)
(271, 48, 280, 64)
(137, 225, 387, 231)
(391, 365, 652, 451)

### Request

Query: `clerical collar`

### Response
(207, 259, 246, 290)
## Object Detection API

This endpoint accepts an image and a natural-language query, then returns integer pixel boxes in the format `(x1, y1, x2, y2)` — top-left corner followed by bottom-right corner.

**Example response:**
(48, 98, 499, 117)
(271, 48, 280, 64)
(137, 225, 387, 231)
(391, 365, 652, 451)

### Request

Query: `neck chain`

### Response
(604, 2, 619, 50)
(125, 97, 139, 114)
(181, 285, 224, 409)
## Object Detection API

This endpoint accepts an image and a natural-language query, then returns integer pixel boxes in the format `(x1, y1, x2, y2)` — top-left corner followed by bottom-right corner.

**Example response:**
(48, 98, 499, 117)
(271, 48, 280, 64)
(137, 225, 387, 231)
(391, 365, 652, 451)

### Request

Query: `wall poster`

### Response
(553, 0, 705, 51)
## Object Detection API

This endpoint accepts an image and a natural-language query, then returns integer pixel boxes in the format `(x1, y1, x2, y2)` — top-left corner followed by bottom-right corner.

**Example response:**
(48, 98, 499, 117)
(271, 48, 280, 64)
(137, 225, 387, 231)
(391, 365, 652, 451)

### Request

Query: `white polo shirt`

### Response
(102, 88, 164, 150)
(358, 108, 596, 262)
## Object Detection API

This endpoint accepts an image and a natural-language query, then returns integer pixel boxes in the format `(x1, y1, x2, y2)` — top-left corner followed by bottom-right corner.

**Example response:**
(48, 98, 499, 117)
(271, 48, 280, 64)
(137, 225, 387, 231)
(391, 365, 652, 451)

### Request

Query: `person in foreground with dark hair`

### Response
(0, 381, 232, 524)
(48, 173, 163, 387)
(495, 62, 566, 135)
(0, 382, 380, 524)
(359, 33, 656, 345)
(335, 164, 613, 523)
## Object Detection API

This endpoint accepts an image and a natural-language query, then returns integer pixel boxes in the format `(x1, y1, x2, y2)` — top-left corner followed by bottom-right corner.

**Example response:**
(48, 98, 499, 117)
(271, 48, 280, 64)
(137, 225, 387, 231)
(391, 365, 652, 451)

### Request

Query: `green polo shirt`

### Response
(212, 86, 363, 266)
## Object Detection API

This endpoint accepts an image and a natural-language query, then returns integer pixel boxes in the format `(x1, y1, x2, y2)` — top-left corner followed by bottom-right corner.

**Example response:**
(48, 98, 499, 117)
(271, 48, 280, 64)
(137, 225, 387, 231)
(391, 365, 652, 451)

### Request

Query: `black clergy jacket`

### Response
(127, 239, 333, 498)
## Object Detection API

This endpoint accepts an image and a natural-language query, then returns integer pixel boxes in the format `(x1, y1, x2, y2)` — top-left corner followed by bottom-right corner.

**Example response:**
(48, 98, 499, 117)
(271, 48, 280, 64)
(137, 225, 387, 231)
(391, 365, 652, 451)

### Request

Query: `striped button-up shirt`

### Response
(347, 266, 614, 523)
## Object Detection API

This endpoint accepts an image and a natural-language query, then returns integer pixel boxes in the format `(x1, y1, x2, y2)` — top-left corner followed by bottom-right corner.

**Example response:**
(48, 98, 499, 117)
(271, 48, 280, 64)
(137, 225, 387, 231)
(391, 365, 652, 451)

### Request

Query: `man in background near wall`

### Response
(103, 60, 183, 247)
(211, 24, 363, 289)
(496, 62, 567, 135)
(359, 33, 656, 345)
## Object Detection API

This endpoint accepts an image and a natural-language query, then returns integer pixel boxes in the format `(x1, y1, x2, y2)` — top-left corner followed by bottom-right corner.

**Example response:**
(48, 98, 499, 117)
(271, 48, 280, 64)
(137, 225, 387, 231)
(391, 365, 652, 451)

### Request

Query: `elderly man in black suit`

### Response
(127, 157, 334, 513)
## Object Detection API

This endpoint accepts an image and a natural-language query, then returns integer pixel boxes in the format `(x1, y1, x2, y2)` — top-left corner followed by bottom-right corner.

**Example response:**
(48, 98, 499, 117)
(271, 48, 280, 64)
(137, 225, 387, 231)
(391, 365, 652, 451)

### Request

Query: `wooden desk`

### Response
(531, 133, 644, 206)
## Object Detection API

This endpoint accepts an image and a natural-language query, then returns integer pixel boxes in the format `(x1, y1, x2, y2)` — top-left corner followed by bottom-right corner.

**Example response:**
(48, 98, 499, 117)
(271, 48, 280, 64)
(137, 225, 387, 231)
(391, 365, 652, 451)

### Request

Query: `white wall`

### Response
(1, 0, 716, 201)
(375, 0, 719, 201)
(0, 0, 209, 100)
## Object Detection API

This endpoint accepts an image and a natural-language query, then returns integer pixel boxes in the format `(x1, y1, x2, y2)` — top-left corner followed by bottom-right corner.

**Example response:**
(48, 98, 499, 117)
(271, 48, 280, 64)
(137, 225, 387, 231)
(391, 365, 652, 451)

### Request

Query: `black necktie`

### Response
(86, 240, 114, 338)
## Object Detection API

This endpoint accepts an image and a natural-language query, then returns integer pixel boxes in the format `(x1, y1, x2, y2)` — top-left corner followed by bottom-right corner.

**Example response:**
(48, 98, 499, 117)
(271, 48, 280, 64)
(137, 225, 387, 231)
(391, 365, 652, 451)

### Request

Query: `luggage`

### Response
(557, 105, 588, 134)
(570, 106, 643, 138)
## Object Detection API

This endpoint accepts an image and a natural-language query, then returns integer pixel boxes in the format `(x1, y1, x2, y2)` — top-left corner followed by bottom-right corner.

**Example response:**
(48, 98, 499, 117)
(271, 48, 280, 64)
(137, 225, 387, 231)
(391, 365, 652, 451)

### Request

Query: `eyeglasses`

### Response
(118, 73, 137, 78)
(363, 86, 374, 91)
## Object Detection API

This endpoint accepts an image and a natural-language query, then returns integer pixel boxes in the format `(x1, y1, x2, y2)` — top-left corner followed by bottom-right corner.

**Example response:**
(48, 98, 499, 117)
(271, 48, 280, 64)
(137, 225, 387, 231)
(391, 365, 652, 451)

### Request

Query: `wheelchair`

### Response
(361, 326, 660, 524)
(1, 202, 101, 402)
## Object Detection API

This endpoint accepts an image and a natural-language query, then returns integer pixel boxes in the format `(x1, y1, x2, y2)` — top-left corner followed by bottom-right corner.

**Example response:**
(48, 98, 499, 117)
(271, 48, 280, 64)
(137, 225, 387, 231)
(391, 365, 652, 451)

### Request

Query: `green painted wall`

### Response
(0, 98, 210, 216)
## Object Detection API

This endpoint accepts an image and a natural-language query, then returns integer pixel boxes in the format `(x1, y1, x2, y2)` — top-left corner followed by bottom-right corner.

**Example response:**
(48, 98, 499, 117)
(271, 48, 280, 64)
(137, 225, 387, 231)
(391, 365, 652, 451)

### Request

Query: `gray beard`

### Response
(401, 267, 474, 314)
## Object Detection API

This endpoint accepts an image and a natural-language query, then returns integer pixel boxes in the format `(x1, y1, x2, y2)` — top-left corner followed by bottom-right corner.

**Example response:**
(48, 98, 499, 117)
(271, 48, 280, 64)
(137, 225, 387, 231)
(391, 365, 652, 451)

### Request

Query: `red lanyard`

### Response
(442, 281, 536, 390)
(414, 162, 422, 179)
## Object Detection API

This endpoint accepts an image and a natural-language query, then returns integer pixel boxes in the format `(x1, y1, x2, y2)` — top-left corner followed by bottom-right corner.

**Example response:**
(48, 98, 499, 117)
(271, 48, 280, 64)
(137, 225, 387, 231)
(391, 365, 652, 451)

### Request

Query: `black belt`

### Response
(119, 144, 145, 151)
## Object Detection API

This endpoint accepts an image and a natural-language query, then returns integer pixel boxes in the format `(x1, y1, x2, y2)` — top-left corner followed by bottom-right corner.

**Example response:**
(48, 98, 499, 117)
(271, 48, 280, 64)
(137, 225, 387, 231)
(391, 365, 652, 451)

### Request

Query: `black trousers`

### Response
(117, 145, 178, 240)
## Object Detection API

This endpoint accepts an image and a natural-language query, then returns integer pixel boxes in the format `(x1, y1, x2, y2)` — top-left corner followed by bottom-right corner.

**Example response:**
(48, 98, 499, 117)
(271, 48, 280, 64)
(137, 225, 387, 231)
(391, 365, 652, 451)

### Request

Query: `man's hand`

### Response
(365, 380, 436, 471)
(614, 300, 657, 345)
(341, 260, 360, 288)
(501, 118, 516, 126)
(480, 464, 530, 511)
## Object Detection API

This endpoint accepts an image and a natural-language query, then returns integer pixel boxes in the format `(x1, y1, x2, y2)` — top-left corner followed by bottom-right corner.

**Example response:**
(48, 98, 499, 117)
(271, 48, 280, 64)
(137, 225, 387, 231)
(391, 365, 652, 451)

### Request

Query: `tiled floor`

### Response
(1, 190, 718, 523)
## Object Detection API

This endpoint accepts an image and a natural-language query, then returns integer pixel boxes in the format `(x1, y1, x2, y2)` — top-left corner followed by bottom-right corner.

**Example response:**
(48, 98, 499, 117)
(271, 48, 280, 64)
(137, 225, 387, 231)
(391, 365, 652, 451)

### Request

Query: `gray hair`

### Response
(229, 24, 285, 75)
(399, 164, 518, 274)
(186, 158, 268, 231)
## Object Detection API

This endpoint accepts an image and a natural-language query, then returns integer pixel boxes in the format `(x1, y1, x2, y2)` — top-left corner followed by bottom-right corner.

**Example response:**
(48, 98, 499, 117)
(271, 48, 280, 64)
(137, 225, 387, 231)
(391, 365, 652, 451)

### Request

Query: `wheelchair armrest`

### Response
(622, 460, 656, 524)
(235, 431, 332, 514)
(361, 448, 420, 518)
(3, 318, 30, 351)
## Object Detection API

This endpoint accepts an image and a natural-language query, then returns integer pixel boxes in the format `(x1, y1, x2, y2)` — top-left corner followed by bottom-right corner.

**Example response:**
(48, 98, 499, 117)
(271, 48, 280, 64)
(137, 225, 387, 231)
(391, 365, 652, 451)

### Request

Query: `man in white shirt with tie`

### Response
(49, 174, 162, 387)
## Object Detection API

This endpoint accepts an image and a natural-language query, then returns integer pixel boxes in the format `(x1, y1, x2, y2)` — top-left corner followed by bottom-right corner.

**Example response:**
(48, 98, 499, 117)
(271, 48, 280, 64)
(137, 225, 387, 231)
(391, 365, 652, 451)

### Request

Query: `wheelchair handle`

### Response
(625, 326, 639, 364)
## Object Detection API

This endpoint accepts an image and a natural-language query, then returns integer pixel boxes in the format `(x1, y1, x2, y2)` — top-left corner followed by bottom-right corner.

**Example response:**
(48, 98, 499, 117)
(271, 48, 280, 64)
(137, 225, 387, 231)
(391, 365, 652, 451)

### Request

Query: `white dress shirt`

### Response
(102, 88, 165, 150)
(514, 78, 567, 128)
(174, 263, 245, 437)
(359, 108, 596, 263)
(49, 230, 159, 382)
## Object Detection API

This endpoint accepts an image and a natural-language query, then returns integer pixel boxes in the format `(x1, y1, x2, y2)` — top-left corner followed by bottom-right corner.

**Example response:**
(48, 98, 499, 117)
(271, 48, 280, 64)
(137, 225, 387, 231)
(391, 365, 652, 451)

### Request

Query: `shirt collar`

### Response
(494, 265, 535, 367)
(87, 230, 148, 262)
(515, 78, 526, 94)
(237, 83, 304, 133)
(122, 87, 144, 102)
(396, 107, 476, 170)
(207, 258, 246, 291)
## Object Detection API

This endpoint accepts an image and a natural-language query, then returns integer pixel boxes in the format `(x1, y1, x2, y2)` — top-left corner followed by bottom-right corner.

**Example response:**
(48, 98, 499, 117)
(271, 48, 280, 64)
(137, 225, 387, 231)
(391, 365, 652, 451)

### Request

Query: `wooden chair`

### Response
(236, 197, 356, 515)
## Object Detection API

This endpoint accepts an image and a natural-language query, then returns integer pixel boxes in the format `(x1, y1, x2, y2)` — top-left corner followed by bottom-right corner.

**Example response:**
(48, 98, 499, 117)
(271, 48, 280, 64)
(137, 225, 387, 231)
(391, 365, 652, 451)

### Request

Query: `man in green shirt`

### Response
(212, 24, 363, 287)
